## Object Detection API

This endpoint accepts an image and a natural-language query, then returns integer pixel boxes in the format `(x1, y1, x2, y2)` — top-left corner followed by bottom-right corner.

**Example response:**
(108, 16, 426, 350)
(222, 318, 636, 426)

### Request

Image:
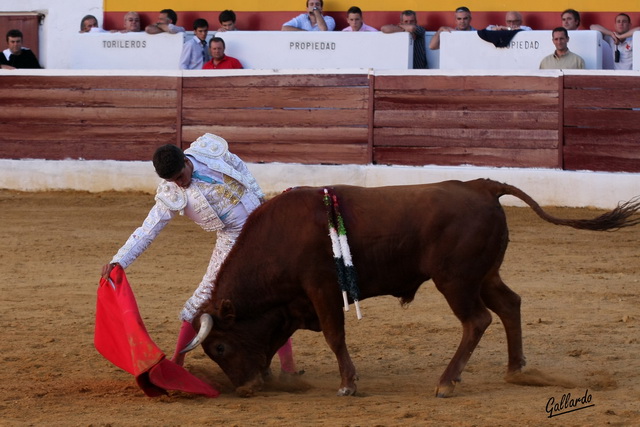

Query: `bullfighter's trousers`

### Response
(180, 228, 240, 323)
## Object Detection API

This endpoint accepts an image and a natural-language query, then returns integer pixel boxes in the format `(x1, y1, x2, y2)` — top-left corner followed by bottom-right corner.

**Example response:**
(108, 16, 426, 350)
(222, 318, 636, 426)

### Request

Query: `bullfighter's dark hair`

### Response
(219, 10, 236, 24)
(6, 29, 23, 42)
(193, 18, 209, 30)
(160, 9, 178, 25)
(347, 6, 362, 15)
(153, 144, 185, 179)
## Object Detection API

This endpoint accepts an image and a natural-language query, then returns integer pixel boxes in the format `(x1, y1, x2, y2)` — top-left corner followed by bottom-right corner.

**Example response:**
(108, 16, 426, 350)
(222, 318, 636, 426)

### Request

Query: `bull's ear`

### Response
(218, 299, 236, 326)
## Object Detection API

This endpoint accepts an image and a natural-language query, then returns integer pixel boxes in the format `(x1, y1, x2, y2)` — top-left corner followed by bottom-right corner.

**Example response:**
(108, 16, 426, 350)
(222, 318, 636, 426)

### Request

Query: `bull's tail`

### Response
(488, 180, 640, 231)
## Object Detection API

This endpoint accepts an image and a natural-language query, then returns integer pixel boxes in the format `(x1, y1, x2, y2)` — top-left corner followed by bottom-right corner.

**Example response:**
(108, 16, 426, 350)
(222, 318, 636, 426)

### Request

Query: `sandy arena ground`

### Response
(1, 189, 639, 426)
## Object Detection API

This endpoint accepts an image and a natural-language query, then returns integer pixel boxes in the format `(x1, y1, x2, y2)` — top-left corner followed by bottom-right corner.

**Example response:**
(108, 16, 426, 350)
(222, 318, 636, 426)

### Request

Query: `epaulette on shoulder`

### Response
(185, 133, 229, 159)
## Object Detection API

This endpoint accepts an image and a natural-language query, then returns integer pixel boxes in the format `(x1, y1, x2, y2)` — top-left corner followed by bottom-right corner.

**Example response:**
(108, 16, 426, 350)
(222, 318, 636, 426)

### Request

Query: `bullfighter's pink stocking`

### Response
(171, 321, 196, 367)
(277, 337, 296, 373)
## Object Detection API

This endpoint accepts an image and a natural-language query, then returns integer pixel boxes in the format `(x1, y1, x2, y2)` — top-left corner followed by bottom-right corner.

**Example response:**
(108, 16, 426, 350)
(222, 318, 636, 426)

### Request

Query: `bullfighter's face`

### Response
(166, 157, 193, 188)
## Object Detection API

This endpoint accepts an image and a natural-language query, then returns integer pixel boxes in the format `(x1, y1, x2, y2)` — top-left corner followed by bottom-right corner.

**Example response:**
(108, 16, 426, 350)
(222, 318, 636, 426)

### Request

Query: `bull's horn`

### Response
(180, 313, 213, 354)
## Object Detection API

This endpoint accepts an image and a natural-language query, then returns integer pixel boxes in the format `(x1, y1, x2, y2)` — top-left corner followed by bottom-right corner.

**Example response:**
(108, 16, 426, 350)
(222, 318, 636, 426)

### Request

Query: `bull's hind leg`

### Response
(480, 273, 526, 374)
(434, 281, 492, 397)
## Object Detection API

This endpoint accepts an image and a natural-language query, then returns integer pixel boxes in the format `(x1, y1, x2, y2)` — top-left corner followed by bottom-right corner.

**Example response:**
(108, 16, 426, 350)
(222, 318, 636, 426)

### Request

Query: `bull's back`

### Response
(266, 180, 508, 299)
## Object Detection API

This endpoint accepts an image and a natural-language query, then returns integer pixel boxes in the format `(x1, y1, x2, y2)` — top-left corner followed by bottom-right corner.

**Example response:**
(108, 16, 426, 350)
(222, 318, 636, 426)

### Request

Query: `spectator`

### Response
(79, 14, 106, 33)
(381, 10, 428, 69)
(429, 6, 476, 50)
(1, 29, 42, 69)
(121, 11, 142, 33)
(282, 0, 335, 31)
(146, 9, 185, 34)
(218, 10, 238, 32)
(342, 6, 378, 32)
(591, 14, 637, 71)
(561, 9, 580, 31)
(539, 27, 585, 69)
(202, 37, 243, 69)
(486, 11, 532, 31)
(180, 19, 210, 70)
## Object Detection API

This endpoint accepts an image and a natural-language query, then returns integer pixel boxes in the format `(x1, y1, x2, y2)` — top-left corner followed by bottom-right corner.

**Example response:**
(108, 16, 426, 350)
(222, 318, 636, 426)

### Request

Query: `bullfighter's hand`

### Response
(101, 262, 120, 280)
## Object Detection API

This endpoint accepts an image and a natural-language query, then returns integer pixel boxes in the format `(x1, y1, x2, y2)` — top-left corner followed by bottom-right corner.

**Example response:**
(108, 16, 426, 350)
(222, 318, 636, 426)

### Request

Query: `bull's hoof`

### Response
(336, 386, 356, 396)
(434, 381, 457, 398)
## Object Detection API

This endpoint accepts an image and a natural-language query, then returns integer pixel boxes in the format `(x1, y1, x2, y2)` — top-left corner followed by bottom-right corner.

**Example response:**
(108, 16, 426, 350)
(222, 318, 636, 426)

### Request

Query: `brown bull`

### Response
(185, 179, 640, 397)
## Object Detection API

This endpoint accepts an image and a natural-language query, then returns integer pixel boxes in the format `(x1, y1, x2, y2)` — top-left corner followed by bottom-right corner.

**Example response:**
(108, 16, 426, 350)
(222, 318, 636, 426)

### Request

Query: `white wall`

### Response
(221, 31, 412, 70)
(1, 158, 639, 209)
(440, 30, 603, 70)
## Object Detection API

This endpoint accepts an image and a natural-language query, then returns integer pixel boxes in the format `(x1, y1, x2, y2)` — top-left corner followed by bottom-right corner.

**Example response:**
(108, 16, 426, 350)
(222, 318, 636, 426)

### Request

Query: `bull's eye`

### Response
(216, 344, 225, 356)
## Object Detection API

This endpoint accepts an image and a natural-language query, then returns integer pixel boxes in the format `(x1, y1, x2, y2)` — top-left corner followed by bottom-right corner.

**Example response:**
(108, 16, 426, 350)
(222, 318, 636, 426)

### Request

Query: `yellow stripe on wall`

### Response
(104, 0, 640, 13)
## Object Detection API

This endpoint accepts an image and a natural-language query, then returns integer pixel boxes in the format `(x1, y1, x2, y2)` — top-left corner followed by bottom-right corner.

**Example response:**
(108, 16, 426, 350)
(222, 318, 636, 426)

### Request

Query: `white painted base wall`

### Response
(1, 159, 639, 209)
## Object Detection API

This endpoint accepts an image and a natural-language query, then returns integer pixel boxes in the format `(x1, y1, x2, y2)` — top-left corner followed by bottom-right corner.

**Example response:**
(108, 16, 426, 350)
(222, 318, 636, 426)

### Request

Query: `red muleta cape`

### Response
(94, 265, 219, 398)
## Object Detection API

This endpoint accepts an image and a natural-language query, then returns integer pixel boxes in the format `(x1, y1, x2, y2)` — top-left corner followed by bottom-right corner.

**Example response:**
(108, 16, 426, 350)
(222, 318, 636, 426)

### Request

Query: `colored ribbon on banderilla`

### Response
(323, 188, 362, 319)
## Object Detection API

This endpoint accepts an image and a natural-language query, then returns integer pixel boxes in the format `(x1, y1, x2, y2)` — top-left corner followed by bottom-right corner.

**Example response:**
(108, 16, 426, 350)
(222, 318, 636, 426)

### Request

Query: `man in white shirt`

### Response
(591, 13, 637, 70)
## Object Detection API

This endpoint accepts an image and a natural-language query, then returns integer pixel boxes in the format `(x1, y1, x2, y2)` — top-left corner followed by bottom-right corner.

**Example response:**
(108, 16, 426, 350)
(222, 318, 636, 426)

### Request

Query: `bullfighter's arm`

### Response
(110, 202, 175, 269)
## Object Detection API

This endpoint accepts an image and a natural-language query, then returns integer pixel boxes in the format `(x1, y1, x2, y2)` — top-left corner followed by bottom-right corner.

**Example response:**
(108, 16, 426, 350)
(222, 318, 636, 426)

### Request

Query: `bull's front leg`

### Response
(332, 339, 358, 396)
(311, 289, 358, 395)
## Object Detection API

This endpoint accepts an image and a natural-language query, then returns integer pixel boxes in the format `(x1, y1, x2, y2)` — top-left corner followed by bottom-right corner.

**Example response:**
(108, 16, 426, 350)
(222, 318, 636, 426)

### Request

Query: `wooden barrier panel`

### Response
(373, 74, 561, 168)
(181, 72, 371, 164)
(1, 71, 639, 173)
(0, 75, 180, 160)
(563, 73, 640, 172)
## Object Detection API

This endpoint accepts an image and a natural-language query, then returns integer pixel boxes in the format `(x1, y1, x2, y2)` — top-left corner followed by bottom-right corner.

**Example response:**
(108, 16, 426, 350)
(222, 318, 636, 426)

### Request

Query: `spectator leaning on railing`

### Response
(218, 10, 238, 32)
(381, 10, 428, 69)
(146, 9, 185, 34)
(282, 0, 335, 31)
(590, 13, 638, 70)
(429, 6, 476, 50)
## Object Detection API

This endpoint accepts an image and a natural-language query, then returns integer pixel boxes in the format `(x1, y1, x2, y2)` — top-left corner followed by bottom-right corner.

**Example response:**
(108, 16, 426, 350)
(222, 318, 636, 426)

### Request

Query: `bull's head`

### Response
(185, 299, 285, 397)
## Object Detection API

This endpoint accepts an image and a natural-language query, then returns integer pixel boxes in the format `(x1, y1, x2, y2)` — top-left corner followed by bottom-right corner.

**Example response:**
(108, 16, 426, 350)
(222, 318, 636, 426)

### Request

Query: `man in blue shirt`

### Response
(180, 19, 210, 70)
(282, 0, 335, 31)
